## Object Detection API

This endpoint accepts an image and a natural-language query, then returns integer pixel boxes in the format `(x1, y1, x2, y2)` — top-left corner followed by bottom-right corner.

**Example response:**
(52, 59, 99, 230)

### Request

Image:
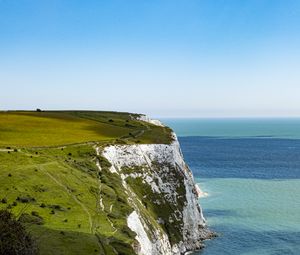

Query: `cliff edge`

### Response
(0, 111, 212, 255)
(98, 116, 213, 254)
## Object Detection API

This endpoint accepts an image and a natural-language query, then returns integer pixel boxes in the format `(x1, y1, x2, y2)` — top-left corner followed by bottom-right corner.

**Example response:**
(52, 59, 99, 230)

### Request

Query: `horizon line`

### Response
(1, 109, 300, 119)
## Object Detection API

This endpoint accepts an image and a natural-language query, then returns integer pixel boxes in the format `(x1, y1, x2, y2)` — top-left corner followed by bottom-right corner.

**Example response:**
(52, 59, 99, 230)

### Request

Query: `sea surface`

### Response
(162, 118, 300, 255)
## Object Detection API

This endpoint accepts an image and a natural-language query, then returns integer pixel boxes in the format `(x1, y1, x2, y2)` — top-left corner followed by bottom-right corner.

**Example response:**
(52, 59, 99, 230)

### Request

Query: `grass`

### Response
(0, 111, 173, 147)
(0, 144, 136, 254)
(0, 111, 175, 254)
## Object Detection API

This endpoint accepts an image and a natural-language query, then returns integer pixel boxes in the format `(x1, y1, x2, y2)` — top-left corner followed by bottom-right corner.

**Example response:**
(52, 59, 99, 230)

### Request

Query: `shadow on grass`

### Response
(27, 224, 135, 255)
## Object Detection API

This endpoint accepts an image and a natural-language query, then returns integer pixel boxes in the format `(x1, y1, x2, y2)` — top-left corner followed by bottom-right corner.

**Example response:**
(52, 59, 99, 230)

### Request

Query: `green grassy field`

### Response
(0, 111, 173, 147)
(0, 111, 173, 254)
(0, 144, 137, 254)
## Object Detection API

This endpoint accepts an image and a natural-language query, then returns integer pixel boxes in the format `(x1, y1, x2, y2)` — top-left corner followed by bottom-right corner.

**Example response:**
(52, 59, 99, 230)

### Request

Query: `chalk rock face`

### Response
(101, 118, 211, 254)
(135, 114, 165, 127)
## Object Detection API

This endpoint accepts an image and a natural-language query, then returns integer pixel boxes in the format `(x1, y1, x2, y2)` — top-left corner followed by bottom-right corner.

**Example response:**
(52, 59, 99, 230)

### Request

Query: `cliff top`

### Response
(0, 111, 173, 148)
(0, 111, 207, 255)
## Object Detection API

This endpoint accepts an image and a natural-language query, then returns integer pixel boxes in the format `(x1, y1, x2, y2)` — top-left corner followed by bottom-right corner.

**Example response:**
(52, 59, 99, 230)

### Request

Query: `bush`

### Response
(19, 213, 44, 226)
(40, 203, 46, 208)
(0, 210, 38, 255)
(51, 204, 62, 210)
(16, 196, 35, 203)
(125, 123, 134, 128)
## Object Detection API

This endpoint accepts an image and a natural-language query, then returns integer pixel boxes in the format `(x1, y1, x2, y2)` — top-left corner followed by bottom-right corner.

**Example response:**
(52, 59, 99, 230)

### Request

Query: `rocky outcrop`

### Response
(98, 118, 212, 254)
(134, 114, 165, 127)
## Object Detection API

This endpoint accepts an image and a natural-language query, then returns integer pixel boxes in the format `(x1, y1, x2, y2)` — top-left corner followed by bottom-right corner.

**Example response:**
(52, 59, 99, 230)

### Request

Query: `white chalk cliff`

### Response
(99, 116, 212, 254)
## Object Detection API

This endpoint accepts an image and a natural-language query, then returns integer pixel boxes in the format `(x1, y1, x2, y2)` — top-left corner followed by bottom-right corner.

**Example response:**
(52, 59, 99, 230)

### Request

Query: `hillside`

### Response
(0, 111, 210, 255)
(0, 111, 173, 147)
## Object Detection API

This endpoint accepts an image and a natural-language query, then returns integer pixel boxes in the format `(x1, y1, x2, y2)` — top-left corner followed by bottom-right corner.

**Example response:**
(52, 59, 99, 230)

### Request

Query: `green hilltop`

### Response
(0, 111, 173, 255)
(0, 111, 172, 147)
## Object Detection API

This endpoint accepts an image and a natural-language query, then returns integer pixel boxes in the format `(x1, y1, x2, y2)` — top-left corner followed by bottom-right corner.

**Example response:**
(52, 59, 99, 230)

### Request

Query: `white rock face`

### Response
(101, 132, 210, 254)
(127, 211, 153, 255)
(135, 114, 165, 127)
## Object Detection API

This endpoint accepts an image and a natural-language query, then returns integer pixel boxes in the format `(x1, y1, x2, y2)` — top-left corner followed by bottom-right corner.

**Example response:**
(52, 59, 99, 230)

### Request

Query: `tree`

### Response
(0, 210, 38, 255)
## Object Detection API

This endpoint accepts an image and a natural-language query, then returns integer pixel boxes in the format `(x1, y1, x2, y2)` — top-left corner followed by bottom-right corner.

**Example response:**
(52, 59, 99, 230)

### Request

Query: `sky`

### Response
(1, 0, 300, 117)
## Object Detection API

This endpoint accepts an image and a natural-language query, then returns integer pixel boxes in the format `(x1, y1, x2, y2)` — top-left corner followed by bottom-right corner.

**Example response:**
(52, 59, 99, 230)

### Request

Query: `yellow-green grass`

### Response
(0, 111, 129, 147)
(0, 111, 173, 147)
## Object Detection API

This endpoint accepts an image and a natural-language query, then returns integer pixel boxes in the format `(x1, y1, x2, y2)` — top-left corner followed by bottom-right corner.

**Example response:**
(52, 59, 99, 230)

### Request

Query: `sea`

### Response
(162, 118, 300, 255)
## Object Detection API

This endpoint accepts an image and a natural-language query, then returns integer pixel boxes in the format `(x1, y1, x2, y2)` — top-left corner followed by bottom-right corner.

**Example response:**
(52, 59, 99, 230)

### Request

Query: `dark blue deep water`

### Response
(161, 118, 300, 254)
(179, 137, 300, 180)
(177, 137, 300, 255)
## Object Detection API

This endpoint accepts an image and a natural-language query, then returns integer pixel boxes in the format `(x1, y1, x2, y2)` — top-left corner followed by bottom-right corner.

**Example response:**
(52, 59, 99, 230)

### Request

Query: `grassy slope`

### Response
(0, 145, 136, 254)
(0, 111, 173, 254)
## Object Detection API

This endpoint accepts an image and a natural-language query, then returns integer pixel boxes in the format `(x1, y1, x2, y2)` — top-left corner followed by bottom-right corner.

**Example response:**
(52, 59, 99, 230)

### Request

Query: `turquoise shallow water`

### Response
(197, 178, 300, 255)
(162, 119, 300, 255)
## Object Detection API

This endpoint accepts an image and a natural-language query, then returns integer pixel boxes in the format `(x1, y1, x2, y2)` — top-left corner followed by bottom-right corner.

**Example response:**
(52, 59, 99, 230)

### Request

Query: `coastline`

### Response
(195, 183, 209, 198)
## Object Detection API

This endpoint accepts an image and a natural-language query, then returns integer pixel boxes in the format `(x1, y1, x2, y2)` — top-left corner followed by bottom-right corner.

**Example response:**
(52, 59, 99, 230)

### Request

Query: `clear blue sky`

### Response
(1, 0, 300, 117)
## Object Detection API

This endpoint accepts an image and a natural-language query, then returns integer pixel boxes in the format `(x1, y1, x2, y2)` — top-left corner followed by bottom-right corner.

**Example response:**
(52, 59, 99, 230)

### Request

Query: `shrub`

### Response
(125, 123, 134, 128)
(16, 196, 35, 203)
(0, 210, 38, 255)
(40, 203, 46, 208)
(31, 211, 39, 217)
(19, 213, 44, 226)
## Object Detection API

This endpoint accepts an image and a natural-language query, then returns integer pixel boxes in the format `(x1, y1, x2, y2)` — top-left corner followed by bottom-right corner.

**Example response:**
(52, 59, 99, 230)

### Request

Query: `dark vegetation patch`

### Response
(121, 166, 145, 175)
(0, 209, 38, 255)
(19, 212, 44, 225)
(16, 196, 36, 203)
(97, 155, 112, 171)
